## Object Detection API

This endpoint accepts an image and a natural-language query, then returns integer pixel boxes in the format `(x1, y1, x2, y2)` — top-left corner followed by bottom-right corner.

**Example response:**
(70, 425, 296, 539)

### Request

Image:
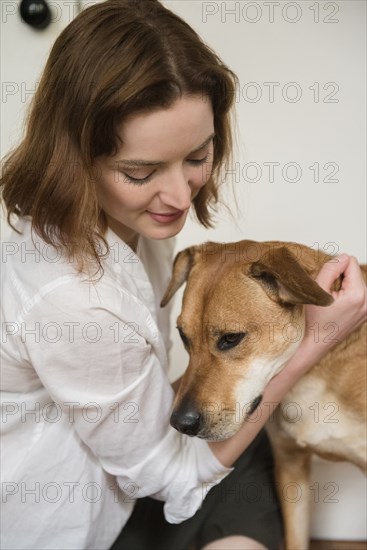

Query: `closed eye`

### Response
(217, 332, 246, 351)
(121, 171, 155, 185)
(121, 150, 211, 185)
(187, 154, 209, 165)
(122, 153, 210, 184)
(177, 326, 190, 348)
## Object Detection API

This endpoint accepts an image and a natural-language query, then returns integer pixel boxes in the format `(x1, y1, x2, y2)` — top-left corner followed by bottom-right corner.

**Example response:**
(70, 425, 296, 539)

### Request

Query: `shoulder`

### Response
(1, 218, 157, 331)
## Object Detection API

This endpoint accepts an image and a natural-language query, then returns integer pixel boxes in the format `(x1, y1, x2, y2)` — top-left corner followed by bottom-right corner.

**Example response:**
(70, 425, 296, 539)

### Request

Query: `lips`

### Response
(147, 210, 185, 223)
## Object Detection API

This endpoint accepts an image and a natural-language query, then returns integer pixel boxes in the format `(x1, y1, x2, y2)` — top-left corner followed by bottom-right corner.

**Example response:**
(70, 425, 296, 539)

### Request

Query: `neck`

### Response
(106, 216, 139, 252)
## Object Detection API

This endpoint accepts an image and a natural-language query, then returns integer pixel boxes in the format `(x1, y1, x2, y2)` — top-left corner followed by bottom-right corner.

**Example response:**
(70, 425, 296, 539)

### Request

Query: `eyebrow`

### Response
(116, 132, 216, 167)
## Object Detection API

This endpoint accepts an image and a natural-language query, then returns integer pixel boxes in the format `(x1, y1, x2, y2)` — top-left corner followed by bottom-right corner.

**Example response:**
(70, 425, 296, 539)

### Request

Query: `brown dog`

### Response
(161, 240, 367, 550)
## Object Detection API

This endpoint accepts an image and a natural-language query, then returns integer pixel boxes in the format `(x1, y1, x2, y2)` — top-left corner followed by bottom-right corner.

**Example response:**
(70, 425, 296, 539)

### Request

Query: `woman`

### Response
(1, 1, 365, 549)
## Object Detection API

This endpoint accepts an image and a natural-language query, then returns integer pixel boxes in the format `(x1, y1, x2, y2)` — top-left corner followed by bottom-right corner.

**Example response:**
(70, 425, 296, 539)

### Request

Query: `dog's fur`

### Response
(161, 240, 367, 550)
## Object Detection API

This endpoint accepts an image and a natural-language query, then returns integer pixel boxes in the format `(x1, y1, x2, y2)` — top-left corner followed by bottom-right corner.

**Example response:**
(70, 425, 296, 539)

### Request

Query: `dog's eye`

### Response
(177, 327, 189, 348)
(217, 332, 246, 351)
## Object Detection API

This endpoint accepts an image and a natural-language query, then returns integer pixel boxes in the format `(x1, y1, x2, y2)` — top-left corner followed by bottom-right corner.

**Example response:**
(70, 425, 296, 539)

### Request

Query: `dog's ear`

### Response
(160, 246, 197, 307)
(249, 247, 334, 306)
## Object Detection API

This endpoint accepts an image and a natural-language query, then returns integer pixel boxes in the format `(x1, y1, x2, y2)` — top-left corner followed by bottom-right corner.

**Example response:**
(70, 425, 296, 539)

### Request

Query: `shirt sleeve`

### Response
(20, 276, 232, 524)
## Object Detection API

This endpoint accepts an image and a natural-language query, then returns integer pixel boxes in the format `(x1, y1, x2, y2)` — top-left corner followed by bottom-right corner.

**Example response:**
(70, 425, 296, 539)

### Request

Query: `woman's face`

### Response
(94, 95, 215, 247)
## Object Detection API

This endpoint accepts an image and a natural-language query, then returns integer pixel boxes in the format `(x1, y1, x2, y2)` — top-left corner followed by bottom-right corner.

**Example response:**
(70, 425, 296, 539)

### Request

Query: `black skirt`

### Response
(110, 429, 283, 550)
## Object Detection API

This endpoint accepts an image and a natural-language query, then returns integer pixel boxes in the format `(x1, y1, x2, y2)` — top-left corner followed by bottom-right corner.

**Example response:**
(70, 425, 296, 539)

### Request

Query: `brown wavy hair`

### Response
(0, 0, 238, 278)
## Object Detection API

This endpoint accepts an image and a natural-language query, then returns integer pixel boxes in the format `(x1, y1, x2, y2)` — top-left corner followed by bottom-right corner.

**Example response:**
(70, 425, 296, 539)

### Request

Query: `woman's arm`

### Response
(208, 254, 367, 467)
(20, 277, 232, 524)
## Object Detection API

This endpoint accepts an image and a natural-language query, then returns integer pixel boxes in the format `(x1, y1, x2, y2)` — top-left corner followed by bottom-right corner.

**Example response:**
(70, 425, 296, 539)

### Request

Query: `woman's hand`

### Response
(261, 253, 367, 403)
(296, 254, 367, 370)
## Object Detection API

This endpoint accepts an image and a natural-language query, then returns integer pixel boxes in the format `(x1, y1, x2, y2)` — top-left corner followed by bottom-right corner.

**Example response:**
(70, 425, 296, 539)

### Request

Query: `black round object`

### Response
(19, 0, 51, 30)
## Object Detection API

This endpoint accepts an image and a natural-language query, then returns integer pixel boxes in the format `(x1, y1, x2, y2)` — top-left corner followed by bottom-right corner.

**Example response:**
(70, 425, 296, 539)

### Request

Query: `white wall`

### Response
(1, 0, 366, 540)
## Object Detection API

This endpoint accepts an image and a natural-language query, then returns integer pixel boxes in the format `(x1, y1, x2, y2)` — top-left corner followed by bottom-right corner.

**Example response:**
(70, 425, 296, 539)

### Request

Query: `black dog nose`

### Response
(170, 397, 202, 436)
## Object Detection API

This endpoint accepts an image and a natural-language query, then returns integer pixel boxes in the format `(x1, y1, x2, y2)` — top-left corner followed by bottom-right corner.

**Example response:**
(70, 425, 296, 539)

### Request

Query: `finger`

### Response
(315, 254, 349, 292)
(338, 256, 367, 295)
(339, 256, 364, 285)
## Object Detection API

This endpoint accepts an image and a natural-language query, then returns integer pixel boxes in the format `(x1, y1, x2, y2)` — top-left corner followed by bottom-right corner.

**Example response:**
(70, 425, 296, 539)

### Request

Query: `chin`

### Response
(148, 227, 183, 240)
(145, 218, 188, 240)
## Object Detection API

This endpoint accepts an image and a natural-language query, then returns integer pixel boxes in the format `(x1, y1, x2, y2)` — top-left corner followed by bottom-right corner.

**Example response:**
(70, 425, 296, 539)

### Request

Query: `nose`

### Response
(170, 396, 203, 436)
(159, 169, 192, 211)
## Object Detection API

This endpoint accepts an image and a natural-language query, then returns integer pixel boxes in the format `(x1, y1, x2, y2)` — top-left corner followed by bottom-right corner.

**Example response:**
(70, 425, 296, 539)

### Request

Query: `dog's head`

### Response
(161, 240, 334, 440)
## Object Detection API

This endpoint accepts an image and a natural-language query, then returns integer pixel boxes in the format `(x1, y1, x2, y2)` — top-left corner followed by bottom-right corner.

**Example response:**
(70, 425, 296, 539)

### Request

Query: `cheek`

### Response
(98, 173, 151, 210)
(97, 177, 123, 209)
(190, 162, 214, 194)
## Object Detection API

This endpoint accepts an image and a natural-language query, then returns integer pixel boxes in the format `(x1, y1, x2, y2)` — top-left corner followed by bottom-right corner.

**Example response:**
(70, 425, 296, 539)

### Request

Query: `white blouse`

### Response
(0, 216, 231, 550)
